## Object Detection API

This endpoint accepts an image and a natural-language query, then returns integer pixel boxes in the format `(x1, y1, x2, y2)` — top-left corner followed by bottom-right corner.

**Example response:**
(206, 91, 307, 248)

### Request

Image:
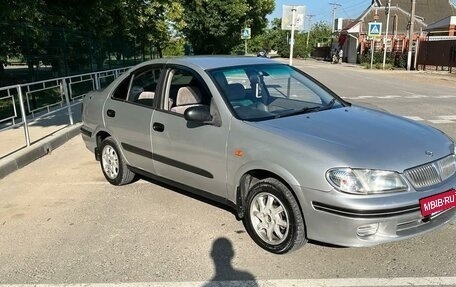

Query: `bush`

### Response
(394, 53, 407, 69)
(359, 51, 394, 65)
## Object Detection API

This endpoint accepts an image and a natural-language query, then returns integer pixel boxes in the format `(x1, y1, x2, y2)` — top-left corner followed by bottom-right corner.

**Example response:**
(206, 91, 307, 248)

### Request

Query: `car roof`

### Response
(136, 56, 281, 71)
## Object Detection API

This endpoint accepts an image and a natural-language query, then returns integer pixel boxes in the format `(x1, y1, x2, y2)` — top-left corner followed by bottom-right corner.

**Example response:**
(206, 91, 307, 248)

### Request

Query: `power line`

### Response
(343, 0, 368, 11)
(341, 6, 351, 18)
(313, 11, 333, 25)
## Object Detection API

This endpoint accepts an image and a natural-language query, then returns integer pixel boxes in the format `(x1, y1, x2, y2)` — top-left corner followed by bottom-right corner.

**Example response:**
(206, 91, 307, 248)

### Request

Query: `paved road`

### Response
(0, 60, 455, 286)
(293, 60, 456, 138)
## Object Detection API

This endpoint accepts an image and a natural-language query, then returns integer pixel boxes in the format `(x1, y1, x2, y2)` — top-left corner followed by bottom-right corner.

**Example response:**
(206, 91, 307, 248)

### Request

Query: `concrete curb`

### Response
(0, 123, 82, 180)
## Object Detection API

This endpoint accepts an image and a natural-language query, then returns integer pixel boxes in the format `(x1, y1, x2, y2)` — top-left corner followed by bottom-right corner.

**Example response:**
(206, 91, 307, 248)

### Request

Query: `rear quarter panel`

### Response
(83, 90, 106, 132)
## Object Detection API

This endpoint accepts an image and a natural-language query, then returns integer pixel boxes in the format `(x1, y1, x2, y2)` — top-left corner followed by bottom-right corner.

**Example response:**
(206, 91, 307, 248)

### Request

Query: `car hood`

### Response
(247, 106, 454, 171)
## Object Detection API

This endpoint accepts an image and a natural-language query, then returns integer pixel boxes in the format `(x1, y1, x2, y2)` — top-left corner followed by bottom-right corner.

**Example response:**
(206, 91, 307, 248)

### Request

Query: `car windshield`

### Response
(209, 64, 345, 121)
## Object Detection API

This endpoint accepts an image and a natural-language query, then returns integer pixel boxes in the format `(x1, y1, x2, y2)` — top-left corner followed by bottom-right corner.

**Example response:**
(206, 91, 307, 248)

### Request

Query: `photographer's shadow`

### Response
(203, 237, 258, 287)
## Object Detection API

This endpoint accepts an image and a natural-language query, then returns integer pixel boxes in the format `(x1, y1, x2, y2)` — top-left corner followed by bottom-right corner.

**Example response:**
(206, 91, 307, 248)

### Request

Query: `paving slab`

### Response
(0, 104, 82, 179)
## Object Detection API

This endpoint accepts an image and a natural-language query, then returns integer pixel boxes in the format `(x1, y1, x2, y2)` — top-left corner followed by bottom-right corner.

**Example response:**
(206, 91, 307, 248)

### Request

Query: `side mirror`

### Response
(184, 105, 212, 123)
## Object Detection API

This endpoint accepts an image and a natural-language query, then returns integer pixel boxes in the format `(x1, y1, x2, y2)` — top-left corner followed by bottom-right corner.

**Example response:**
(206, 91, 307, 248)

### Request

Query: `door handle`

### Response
(153, 122, 165, 132)
(106, 109, 116, 117)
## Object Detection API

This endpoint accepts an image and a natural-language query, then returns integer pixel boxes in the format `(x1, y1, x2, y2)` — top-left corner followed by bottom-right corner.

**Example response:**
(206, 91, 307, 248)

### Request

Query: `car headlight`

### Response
(326, 168, 408, 195)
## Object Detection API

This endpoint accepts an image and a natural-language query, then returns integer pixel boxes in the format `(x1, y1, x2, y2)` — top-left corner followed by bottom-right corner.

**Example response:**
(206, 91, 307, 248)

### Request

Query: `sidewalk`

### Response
(284, 58, 456, 88)
(0, 104, 82, 179)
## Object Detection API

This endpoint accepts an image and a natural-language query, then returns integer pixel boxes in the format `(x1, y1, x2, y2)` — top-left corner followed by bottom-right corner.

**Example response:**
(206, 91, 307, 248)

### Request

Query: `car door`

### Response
(150, 66, 229, 198)
(103, 65, 163, 173)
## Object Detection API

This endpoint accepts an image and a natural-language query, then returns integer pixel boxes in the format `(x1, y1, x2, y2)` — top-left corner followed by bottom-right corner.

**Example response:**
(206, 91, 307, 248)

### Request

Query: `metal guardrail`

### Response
(0, 66, 131, 149)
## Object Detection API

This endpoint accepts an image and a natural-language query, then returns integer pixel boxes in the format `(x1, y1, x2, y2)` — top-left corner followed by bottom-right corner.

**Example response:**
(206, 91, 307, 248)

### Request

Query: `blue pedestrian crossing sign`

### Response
(241, 28, 251, 40)
(368, 22, 382, 37)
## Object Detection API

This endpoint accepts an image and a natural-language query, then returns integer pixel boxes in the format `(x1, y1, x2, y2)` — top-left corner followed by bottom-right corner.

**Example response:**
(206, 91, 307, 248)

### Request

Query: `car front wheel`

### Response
(100, 137, 135, 185)
(243, 177, 307, 254)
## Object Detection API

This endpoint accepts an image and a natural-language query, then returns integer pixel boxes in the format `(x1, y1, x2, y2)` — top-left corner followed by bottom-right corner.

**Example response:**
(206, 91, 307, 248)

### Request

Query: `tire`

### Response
(99, 137, 135, 185)
(243, 178, 307, 254)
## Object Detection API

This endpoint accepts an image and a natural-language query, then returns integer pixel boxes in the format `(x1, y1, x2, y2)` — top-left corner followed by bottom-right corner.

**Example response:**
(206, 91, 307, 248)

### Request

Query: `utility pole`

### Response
(382, 0, 391, 69)
(329, 3, 342, 33)
(306, 14, 315, 56)
(407, 0, 416, 70)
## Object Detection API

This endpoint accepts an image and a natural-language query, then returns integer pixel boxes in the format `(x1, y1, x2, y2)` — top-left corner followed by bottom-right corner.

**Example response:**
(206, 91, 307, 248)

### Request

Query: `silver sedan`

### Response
(81, 56, 456, 254)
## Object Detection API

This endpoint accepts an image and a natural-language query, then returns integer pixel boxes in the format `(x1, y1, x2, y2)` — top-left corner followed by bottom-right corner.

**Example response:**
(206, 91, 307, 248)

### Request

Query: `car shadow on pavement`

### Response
(138, 175, 239, 217)
(138, 176, 347, 251)
(203, 237, 258, 287)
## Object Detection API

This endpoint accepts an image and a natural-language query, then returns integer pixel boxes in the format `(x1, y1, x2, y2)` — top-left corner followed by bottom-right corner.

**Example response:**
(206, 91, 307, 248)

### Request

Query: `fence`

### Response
(416, 38, 456, 72)
(0, 66, 130, 158)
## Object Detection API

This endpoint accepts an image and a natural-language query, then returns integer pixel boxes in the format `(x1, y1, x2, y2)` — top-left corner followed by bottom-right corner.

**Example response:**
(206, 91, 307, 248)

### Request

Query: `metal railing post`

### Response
(94, 73, 101, 90)
(61, 78, 74, 125)
(17, 85, 31, 147)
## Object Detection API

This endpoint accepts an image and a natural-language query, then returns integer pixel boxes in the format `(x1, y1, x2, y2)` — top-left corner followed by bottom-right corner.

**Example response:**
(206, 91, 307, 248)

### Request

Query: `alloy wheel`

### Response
(249, 192, 290, 245)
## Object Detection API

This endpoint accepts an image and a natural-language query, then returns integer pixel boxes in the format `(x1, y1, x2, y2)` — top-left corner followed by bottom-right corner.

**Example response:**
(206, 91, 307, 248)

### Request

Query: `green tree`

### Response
(265, 19, 331, 58)
(0, 0, 185, 79)
(163, 38, 186, 56)
(115, 0, 185, 59)
(0, 0, 47, 75)
(307, 21, 332, 49)
(181, 0, 274, 54)
(43, 0, 119, 73)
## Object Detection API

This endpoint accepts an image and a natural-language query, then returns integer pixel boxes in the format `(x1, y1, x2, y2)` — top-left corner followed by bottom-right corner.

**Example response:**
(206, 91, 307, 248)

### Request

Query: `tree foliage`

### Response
(181, 0, 274, 54)
(260, 19, 331, 58)
(0, 0, 334, 84)
(0, 0, 47, 71)
(0, 0, 184, 77)
(308, 21, 332, 47)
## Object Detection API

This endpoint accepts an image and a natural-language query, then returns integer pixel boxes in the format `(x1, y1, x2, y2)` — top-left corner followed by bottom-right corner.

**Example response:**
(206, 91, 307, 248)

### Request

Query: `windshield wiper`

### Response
(275, 99, 337, 118)
(275, 106, 322, 118)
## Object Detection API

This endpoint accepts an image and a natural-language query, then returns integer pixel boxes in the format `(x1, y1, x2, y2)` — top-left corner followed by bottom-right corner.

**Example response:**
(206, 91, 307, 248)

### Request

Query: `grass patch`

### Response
(0, 96, 16, 121)
(362, 63, 394, 70)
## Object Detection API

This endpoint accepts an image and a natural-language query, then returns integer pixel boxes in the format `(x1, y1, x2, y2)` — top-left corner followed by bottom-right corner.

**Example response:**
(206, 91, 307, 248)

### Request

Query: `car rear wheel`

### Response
(243, 177, 307, 254)
(100, 137, 135, 185)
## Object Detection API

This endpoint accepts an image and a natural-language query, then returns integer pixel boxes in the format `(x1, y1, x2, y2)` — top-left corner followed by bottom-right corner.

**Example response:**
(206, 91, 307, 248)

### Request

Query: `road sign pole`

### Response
(241, 27, 251, 55)
(370, 39, 375, 69)
(368, 22, 382, 69)
(245, 39, 247, 55)
(382, 0, 391, 69)
(289, 8, 296, 66)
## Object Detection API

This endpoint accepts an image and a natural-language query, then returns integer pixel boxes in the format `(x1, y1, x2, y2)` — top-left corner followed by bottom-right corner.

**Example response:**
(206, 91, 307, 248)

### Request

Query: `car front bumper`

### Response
(299, 179, 456, 247)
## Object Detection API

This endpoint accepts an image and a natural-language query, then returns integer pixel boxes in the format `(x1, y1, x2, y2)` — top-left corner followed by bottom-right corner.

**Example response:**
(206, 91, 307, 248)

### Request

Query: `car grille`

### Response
(404, 154, 456, 190)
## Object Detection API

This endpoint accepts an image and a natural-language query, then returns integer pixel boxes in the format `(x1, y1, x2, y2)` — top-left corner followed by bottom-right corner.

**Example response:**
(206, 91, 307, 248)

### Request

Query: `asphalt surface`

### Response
(0, 59, 455, 286)
(293, 59, 456, 138)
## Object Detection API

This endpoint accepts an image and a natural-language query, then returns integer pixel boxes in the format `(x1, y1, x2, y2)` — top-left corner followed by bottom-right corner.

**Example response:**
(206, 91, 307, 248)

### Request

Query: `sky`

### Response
(269, 0, 372, 26)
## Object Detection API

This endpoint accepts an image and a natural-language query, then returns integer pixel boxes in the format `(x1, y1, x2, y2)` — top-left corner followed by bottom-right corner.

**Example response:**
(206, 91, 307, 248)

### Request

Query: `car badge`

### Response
(425, 150, 434, 157)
